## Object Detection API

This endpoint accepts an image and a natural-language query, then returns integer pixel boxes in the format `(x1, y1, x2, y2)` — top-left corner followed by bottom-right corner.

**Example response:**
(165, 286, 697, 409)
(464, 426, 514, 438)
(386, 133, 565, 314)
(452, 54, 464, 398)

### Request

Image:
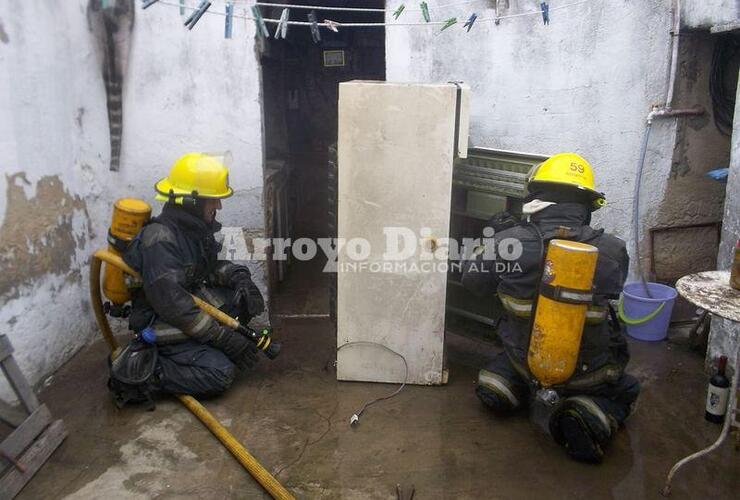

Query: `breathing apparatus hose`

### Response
(89, 249, 295, 500)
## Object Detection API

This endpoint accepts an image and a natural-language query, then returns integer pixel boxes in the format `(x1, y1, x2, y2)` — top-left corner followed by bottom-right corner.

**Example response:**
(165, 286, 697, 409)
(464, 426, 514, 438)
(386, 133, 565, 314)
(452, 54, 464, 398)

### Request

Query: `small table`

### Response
(663, 270, 740, 495)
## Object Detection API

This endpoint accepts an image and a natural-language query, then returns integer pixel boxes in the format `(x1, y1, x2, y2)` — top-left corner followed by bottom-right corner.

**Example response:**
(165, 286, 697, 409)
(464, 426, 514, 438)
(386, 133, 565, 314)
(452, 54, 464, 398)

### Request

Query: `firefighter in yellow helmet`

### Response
(462, 152, 639, 463)
(108, 153, 265, 406)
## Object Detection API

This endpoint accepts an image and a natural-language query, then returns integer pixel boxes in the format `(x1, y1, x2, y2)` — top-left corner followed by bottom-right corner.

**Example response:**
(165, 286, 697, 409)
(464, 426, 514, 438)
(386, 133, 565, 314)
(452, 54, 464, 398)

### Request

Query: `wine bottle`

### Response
(705, 356, 730, 424)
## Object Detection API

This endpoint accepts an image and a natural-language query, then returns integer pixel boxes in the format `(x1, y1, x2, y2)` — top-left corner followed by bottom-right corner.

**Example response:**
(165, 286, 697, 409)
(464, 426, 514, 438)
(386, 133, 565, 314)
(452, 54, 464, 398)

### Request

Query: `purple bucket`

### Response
(619, 282, 677, 341)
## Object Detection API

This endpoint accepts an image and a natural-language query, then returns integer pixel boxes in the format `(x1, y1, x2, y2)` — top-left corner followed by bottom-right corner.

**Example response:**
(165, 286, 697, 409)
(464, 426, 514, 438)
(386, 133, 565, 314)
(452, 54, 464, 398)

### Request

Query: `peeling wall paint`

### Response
(0, 173, 92, 300)
(0, 0, 264, 401)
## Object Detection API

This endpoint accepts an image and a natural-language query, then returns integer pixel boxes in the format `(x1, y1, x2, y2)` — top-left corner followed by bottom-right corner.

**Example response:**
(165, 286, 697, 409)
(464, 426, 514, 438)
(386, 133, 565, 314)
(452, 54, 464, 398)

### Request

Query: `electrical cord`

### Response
(336, 341, 408, 426)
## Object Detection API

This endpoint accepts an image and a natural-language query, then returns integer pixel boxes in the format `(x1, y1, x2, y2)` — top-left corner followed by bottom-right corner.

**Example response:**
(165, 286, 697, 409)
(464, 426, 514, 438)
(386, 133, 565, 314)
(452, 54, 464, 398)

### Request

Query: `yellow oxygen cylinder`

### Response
(102, 198, 151, 305)
(527, 239, 599, 387)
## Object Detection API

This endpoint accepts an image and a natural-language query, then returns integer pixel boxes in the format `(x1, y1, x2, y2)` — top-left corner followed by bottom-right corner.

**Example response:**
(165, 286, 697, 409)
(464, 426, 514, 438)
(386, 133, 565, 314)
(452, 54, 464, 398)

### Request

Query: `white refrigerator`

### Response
(336, 81, 470, 385)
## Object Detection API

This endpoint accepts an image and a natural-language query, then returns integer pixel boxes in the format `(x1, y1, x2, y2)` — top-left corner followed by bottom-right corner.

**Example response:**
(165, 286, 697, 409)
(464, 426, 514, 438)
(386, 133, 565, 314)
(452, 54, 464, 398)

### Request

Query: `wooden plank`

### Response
(0, 419, 66, 500)
(0, 405, 52, 475)
(0, 400, 25, 428)
(0, 336, 12, 363)
(0, 354, 39, 414)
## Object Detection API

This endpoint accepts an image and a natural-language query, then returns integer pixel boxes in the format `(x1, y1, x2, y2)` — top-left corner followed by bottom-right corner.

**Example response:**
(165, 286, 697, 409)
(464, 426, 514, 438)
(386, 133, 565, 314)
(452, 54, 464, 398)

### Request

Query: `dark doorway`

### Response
(260, 1, 386, 319)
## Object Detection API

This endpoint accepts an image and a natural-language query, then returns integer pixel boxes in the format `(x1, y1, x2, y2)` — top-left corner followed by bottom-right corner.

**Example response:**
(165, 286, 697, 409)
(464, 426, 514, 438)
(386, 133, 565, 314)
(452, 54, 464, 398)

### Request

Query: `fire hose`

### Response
(90, 248, 294, 500)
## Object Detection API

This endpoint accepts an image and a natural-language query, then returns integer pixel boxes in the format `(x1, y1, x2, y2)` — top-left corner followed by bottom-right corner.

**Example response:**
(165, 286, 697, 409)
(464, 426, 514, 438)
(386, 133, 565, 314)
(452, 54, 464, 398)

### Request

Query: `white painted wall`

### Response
(386, 0, 734, 369)
(386, 0, 678, 263)
(683, 0, 739, 29)
(0, 1, 264, 400)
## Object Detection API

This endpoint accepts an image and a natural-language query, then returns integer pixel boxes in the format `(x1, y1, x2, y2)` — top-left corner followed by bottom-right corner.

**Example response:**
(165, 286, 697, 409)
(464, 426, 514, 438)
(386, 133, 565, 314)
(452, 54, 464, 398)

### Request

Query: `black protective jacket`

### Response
(124, 203, 252, 341)
(461, 203, 630, 386)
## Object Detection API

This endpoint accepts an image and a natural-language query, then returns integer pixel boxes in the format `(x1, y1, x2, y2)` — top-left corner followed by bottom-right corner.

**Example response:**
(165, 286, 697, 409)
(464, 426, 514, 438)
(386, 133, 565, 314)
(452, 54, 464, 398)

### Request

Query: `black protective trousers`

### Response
(478, 351, 640, 425)
(150, 286, 250, 397)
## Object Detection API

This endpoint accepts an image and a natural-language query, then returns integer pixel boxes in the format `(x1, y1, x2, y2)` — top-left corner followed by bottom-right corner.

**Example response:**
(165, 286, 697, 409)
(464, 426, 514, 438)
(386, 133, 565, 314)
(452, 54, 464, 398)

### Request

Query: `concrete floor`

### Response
(13, 314, 738, 499)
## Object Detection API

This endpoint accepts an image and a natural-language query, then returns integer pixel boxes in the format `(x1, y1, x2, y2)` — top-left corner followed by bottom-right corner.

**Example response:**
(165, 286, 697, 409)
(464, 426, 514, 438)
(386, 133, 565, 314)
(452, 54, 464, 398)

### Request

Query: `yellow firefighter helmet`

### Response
(154, 153, 233, 203)
(527, 152, 606, 210)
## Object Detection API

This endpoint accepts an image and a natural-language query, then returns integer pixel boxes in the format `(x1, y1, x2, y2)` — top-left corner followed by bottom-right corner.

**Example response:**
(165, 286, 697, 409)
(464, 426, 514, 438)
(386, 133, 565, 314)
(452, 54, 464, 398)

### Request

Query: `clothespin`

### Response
(224, 1, 233, 39)
(393, 4, 405, 20)
(324, 19, 340, 33)
(420, 2, 430, 23)
(274, 8, 290, 39)
(308, 11, 321, 43)
(540, 2, 550, 25)
(463, 13, 477, 32)
(440, 17, 457, 32)
(142, 0, 159, 9)
(251, 5, 270, 38)
(184, 0, 211, 30)
(101, 0, 111, 8)
(179, 0, 185, 16)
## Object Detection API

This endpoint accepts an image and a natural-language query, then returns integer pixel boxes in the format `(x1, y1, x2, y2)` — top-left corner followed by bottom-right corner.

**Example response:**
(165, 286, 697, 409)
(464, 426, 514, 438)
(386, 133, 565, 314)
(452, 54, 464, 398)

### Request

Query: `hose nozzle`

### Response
(238, 325, 281, 360)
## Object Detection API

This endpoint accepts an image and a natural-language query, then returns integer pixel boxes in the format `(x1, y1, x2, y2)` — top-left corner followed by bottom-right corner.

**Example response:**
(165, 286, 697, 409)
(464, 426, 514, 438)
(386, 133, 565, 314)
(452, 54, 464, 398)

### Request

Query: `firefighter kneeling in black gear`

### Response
(462, 152, 640, 463)
(108, 153, 265, 407)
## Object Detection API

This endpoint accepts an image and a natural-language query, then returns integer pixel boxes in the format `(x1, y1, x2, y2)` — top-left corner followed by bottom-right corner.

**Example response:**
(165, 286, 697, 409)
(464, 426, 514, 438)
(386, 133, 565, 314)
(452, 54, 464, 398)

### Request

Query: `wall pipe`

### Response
(89, 249, 295, 500)
(630, 0, 706, 292)
(665, 0, 681, 109)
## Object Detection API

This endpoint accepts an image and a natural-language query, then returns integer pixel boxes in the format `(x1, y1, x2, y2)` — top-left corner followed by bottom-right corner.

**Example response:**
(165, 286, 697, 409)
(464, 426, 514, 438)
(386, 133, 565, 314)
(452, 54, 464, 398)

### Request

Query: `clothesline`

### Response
(152, 0, 596, 28)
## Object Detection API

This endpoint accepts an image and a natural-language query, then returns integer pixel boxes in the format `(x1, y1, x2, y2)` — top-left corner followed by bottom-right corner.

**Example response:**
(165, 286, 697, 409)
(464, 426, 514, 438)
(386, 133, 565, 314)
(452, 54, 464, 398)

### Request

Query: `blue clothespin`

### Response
(274, 8, 290, 39)
(179, 0, 185, 16)
(706, 167, 729, 183)
(393, 4, 405, 20)
(463, 13, 477, 32)
(184, 1, 211, 30)
(440, 17, 457, 32)
(224, 1, 233, 39)
(251, 5, 270, 38)
(308, 11, 321, 43)
(142, 0, 159, 9)
(420, 2, 430, 23)
(541, 2, 550, 25)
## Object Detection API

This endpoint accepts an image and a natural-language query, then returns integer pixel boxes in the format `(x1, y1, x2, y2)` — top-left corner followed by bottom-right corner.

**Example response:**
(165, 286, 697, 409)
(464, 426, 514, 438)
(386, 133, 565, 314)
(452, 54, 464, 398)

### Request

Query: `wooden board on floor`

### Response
(0, 419, 67, 500)
(0, 405, 52, 475)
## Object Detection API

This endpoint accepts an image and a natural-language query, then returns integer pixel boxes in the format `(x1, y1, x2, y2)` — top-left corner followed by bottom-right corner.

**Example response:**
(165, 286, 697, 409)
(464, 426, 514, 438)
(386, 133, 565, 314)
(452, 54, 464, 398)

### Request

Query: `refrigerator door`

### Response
(337, 81, 470, 385)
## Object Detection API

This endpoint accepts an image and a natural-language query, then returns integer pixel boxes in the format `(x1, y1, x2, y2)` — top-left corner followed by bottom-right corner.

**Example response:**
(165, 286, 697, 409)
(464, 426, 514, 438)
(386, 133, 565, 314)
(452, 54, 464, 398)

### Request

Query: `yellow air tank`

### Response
(102, 198, 151, 306)
(527, 239, 599, 387)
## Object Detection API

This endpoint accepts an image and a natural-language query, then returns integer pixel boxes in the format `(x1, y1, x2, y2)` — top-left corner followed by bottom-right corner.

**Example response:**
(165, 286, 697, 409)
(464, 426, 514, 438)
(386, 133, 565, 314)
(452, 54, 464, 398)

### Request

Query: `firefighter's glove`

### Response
(209, 326, 259, 371)
(231, 274, 265, 317)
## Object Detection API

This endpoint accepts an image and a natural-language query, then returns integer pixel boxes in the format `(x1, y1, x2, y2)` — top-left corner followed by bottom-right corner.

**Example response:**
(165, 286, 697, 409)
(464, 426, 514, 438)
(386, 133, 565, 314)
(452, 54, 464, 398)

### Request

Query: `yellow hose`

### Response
(90, 248, 295, 500)
(176, 394, 295, 500)
(89, 255, 120, 353)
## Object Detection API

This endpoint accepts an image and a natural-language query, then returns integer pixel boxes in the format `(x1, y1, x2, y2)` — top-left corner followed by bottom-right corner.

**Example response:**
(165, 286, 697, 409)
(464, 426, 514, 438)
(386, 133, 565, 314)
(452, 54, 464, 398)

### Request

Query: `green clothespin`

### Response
(440, 17, 457, 31)
(179, 0, 185, 16)
(251, 5, 270, 38)
(393, 4, 405, 20)
(420, 2, 430, 22)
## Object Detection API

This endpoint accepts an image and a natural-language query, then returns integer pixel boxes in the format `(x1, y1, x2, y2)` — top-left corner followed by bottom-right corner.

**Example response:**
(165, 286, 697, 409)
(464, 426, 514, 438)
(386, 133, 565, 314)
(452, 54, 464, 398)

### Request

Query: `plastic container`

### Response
(619, 282, 677, 341)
